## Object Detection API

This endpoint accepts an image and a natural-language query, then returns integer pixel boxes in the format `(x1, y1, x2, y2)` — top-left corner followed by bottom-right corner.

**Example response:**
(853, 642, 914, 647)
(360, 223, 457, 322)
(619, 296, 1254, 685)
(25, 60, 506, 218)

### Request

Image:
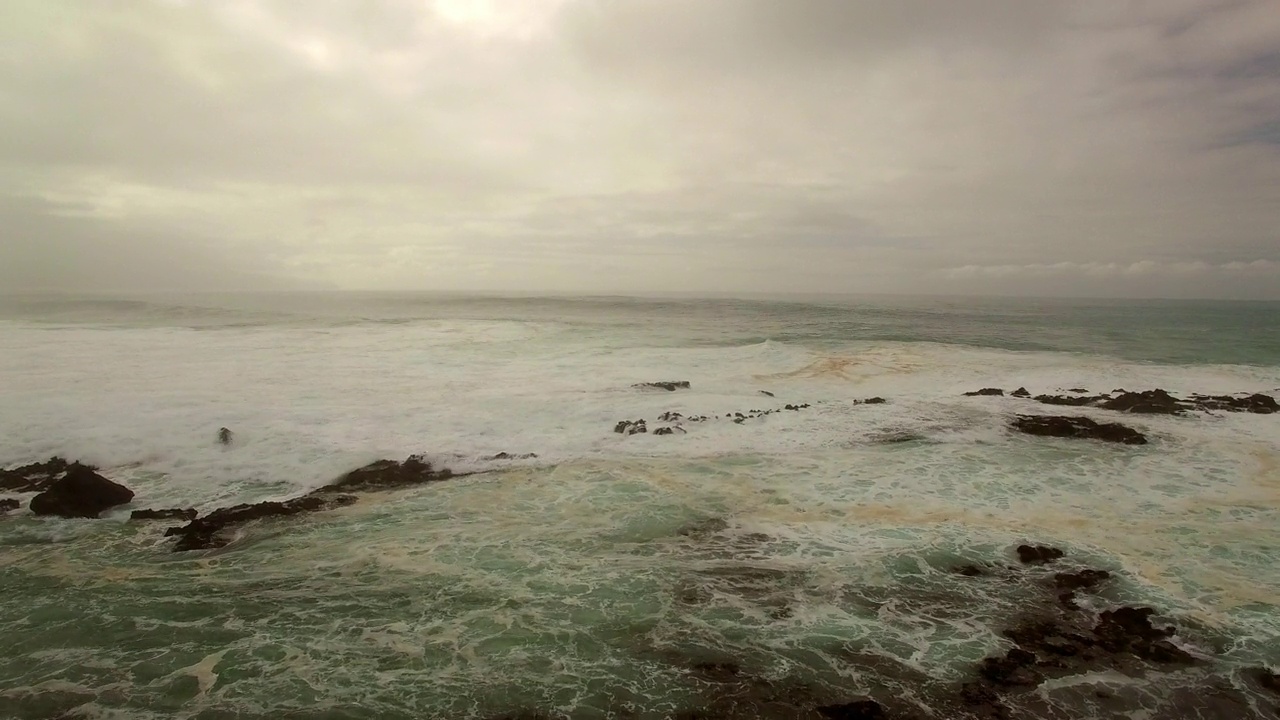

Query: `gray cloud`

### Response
(0, 0, 1277, 297)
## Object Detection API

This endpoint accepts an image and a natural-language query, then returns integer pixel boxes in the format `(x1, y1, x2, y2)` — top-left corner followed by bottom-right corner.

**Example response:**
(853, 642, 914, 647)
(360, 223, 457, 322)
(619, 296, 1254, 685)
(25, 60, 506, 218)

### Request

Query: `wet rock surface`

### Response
(130, 508, 198, 522)
(29, 464, 135, 519)
(0, 497, 19, 514)
(165, 494, 359, 551)
(0, 456, 80, 493)
(164, 456, 461, 551)
(489, 452, 539, 460)
(1011, 415, 1148, 445)
(322, 454, 455, 492)
(634, 381, 691, 391)
(967, 387, 1278, 416)
(1017, 544, 1065, 565)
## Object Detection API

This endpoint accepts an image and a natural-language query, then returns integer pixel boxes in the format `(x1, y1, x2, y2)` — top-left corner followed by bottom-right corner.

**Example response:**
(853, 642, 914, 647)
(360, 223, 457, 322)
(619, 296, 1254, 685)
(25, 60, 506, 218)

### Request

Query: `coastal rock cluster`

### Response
(957, 387, 1279, 445)
(612, 397, 887, 437)
(966, 386, 1278, 415)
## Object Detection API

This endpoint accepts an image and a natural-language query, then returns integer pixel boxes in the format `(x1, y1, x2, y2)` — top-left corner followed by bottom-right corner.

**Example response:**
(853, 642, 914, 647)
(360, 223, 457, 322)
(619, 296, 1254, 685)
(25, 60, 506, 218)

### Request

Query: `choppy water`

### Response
(0, 293, 1277, 719)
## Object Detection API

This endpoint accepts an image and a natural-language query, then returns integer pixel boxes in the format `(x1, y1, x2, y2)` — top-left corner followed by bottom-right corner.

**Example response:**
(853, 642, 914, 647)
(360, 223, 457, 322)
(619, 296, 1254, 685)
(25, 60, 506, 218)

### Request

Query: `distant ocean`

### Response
(1, 292, 1277, 719)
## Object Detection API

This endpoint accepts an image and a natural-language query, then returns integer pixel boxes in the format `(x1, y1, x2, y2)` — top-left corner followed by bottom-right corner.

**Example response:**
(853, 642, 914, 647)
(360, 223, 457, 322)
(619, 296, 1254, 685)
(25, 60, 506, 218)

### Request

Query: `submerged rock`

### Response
(130, 508, 197, 522)
(0, 498, 19, 514)
(0, 456, 80, 493)
(166, 494, 358, 551)
(490, 452, 538, 460)
(1010, 415, 1147, 445)
(217, 427, 233, 445)
(322, 455, 454, 492)
(633, 381, 691, 391)
(1053, 569, 1111, 591)
(1011, 387, 1031, 398)
(965, 388, 1005, 397)
(759, 390, 775, 397)
(653, 426, 686, 436)
(863, 397, 887, 404)
(29, 464, 134, 519)
(817, 699, 888, 719)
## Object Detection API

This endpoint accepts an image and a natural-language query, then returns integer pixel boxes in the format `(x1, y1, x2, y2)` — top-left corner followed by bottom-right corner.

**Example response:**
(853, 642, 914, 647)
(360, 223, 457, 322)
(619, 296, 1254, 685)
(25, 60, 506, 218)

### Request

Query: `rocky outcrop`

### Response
(1010, 387, 1031, 398)
(321, 455, 454, 492)
(130, 508, 197, 522)
(217, 427, 233, 445)
(29, 464, 134, 518)
(0, 456, 80, 493)
(0, 498, 19, 514)
(166, 495, 358, 551)
(614, 419, 648, 435)
(1011, 415, 1147, 445)
(863, 397, 887, 404)
(1190, 393, 1279, 414)
(1098, 389, 1187, 415)
(1028, 388, 1279, 416)
(633, 381, 690, 391)
(1017, 544, 1064, 565)
(163, 456, 461, 552)
(965, 388, 1005, 397)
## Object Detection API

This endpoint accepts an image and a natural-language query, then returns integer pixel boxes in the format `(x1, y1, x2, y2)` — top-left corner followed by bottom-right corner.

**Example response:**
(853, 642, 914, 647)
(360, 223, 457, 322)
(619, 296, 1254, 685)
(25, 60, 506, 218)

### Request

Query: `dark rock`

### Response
(1017, 544, 1065, 565)
(1250, 667, 1280, 695)
(1011, 387, 1031, 398)
(658, 411, 683, 422)
(217, 427, 233, 445)
(1034, 394, 1100, 407)
(0, 456, 81, 493)
(1190, 393, 1279, 414)
(1091, 606, 1193, 663)
(864, 397, 887, 404)
(954, 564, 988, 577)
(633, 381, 690, 391)
(29, 465, 134, 519)
(322, 455, 454, 492)
(1053, 569, 1111, 591)
(817, 699, 887, 719)
(614, 420, 648, 435)
(653, 426, 686, 436)
(0, 498, 19, 514)
(1099, 389, 1188, 415)
(130, 508, 198, 522)
(759, 390, 775, 397)
(870, 430, 926, 444)
(965, 388, 1005, 397)
(490, 452, 538, 460)
(1067, 388, 1088, 393)
(979, 648, 1042, 687)
(167, 494, 358, 551)
(1011, 415, 1147, 445)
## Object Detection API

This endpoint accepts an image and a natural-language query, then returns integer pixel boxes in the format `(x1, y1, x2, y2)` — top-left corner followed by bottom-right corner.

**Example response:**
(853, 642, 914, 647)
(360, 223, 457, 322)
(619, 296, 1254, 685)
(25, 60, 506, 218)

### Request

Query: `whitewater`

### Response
(0, 292, 1277, 719)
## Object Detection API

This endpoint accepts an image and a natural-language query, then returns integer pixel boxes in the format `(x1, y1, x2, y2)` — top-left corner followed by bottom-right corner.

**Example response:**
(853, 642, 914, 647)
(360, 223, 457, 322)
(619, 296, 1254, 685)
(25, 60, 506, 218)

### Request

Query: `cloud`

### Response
(0, 0, 1277, 297)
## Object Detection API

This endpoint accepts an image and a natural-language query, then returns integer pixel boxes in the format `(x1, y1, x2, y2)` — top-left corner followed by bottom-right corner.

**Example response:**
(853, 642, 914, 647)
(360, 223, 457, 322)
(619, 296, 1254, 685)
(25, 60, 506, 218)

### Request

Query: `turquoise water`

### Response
(0, 294, 1278, 718)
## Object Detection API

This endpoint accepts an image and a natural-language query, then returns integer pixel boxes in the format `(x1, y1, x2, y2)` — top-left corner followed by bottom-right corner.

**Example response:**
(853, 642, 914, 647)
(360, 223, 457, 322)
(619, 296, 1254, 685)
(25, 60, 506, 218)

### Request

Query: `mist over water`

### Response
(1, 293, 1278, 719)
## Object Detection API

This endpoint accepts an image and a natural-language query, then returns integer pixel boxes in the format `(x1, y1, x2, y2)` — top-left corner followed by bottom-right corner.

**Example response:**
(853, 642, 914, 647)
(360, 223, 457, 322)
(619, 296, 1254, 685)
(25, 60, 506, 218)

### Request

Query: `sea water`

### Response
(0, 293, 1277, 718)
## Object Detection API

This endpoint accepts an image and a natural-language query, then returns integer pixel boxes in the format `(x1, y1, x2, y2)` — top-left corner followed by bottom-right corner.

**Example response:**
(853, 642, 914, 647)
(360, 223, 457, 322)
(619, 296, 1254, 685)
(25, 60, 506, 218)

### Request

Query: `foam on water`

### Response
(1, 294, 1278, 718)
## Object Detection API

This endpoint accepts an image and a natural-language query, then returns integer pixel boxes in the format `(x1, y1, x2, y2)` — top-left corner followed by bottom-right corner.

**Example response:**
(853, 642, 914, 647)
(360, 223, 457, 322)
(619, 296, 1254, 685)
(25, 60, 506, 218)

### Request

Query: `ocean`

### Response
(0, 292, 1277, 719)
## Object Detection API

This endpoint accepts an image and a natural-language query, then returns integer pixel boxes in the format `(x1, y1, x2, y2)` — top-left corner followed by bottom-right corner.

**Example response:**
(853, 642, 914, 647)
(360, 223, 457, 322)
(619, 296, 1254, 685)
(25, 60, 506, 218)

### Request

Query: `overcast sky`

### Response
(1, 0, 1278, 298)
